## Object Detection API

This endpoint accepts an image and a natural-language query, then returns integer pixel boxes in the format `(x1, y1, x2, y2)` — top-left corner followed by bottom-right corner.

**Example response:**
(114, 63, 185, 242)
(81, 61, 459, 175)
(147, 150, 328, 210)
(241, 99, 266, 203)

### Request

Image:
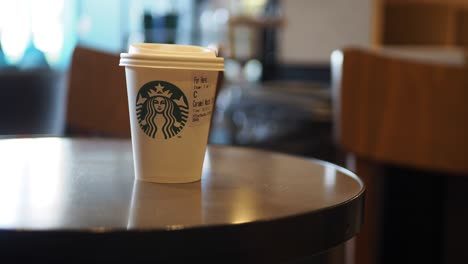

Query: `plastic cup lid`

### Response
(120, 43, 224, 71)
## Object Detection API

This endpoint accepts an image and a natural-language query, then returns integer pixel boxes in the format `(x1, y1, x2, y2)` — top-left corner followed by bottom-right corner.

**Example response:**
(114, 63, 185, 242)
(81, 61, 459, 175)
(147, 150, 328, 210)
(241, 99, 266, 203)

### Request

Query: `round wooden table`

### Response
(0, 138, 364, 263)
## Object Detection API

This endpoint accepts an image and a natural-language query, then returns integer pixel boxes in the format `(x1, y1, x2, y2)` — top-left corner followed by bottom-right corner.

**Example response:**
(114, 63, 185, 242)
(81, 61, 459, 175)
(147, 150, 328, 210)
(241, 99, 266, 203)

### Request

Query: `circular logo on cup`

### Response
(136, 81, 188, 139)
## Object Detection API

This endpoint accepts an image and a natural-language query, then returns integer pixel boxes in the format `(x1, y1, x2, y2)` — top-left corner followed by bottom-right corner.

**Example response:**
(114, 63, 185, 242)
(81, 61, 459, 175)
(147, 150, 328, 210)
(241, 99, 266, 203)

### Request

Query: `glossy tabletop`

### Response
(0, 138, 364, 263)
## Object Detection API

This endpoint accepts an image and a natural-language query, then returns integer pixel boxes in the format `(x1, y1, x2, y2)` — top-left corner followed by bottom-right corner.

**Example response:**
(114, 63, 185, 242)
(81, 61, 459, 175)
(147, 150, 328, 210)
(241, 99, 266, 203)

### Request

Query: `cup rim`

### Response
(120, 53, 224, 62)
(119, 57, 224, 71)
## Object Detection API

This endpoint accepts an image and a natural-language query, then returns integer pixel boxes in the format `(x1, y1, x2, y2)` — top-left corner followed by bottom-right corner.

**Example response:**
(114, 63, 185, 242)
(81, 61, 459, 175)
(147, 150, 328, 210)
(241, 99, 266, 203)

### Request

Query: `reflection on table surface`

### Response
(0, 137, 363, 230)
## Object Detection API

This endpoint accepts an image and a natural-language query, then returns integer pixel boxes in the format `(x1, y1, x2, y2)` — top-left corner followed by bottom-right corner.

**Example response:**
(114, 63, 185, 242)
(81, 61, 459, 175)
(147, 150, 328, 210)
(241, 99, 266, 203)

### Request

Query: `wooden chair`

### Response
(332, 47, 468, 264)
(66, 46, 130, 137)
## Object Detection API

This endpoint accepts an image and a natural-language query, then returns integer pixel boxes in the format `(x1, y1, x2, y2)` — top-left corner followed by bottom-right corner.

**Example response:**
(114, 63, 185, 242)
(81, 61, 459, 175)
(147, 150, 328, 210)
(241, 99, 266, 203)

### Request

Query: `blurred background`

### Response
(1, 1, 468, 263)
(0, 0, 375, 162)
(1, 0, 467, 161)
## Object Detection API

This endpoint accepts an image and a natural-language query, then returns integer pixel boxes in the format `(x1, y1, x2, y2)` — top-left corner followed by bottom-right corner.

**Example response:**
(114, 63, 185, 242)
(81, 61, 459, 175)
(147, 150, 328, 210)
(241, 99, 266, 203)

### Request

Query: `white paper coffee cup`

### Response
(120, 43, 224, 183)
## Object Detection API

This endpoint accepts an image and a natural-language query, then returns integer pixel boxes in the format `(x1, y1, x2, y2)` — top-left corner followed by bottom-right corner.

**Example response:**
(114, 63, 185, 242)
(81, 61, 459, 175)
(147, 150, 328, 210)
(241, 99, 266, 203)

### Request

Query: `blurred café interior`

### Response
(0, 0, 468, 263)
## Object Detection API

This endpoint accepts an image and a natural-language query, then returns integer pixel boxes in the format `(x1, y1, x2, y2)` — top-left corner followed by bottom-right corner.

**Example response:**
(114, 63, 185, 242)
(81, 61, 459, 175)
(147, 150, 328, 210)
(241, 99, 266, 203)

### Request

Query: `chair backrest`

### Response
(332, 47, 468, 264)
(333, 47, 468, 175)
(66, 46, 130, 137)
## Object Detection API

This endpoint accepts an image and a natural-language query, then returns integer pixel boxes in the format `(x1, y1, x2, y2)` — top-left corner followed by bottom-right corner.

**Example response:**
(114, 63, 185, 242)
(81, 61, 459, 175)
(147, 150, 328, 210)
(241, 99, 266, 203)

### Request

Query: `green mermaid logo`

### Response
(136, 81, 188, 139)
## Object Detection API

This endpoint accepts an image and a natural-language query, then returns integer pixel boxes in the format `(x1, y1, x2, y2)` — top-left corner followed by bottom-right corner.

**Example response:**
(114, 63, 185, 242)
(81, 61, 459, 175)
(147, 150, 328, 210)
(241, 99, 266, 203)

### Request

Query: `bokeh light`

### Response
(0, 0, 31, 64)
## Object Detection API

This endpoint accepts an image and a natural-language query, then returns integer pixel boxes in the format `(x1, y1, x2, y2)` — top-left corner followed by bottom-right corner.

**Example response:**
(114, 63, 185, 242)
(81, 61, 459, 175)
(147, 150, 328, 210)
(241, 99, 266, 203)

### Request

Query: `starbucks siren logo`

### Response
(136, 81, 188, 139)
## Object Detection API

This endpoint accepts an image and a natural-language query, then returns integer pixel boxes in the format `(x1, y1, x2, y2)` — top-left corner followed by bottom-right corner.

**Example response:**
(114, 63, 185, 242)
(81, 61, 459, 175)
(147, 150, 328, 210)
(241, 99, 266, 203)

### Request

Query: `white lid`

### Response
(120, 43, 224, 71)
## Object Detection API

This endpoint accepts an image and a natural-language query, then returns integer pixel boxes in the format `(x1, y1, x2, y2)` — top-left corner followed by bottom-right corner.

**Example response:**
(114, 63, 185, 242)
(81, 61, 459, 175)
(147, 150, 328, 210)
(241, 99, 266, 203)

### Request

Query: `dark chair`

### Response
(0, 69, 67, 136)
